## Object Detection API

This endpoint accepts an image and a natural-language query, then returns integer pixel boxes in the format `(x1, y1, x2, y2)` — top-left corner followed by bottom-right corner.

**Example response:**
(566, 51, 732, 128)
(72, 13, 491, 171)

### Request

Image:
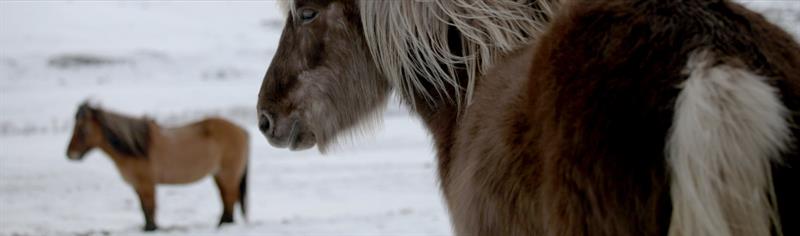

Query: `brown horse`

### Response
(65, 102, 249, 231)
(259, 0, 799, 235)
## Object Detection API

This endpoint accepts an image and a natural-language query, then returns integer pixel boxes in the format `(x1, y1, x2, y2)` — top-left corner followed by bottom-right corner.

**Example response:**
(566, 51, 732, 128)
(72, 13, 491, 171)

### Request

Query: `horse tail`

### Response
(667, 50, 790, 236)
(236, 122, 250, 223)
(239, 160, 248, 222)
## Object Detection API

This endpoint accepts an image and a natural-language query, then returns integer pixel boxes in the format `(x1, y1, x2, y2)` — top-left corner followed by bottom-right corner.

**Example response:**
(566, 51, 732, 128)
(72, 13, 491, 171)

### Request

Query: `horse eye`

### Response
(299, 8, 318, 23)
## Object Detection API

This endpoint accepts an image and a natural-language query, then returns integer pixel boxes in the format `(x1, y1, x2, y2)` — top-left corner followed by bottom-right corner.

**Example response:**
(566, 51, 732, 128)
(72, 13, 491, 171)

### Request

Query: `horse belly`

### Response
(156, 167, 215, 184)
(152, 143, 222, 184)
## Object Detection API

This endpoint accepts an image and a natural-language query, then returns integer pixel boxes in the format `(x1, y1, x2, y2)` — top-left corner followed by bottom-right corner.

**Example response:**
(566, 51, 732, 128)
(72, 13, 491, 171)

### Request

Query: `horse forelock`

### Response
(94, 109, 151, 158)
(359, 0, 557, 108)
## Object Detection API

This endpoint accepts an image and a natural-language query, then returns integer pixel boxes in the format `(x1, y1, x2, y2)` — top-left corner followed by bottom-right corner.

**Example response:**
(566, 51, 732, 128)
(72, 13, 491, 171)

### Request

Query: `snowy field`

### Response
(0, 1, 798, 236)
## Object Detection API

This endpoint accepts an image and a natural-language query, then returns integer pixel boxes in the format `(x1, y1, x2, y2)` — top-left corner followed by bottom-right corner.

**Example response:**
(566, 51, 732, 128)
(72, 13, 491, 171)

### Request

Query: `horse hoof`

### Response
(218, 214, 234, 227)
(143, 224, 158, 232)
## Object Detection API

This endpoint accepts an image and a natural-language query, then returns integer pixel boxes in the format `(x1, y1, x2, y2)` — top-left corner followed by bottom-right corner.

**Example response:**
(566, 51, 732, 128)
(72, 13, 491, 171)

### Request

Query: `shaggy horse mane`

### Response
(80, 103, 151, 158)
(279, 0, 557, 107)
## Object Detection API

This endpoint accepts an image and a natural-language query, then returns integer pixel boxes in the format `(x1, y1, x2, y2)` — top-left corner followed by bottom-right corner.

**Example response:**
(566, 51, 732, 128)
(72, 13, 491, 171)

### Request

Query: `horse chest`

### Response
(109, 158, 152, 185)
(117, 168, 138, 185)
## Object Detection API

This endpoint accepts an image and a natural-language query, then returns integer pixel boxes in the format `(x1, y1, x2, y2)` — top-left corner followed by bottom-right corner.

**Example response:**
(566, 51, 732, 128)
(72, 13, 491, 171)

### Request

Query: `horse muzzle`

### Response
(258, 111, 316, 151)
(66, 150, 86, 161)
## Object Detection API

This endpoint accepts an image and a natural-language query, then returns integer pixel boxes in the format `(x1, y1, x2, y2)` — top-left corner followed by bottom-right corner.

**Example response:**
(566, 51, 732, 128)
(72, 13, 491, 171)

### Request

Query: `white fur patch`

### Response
(667, 50, 789, 236)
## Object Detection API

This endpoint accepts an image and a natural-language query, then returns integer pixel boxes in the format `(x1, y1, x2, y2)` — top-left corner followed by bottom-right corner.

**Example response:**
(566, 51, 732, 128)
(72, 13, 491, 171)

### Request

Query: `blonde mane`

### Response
(360, 0, 555, 106)
(278, 0, 556, 107)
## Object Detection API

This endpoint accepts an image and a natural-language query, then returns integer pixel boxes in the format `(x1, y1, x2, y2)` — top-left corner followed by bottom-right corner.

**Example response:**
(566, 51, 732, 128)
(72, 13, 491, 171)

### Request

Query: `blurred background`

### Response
(0, 1, 446, 235)
(0, 1, 797, 235)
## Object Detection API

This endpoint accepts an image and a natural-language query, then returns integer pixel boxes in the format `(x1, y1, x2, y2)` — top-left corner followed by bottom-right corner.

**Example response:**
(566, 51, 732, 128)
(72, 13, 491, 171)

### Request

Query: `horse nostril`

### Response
(258, 111, 273, 134)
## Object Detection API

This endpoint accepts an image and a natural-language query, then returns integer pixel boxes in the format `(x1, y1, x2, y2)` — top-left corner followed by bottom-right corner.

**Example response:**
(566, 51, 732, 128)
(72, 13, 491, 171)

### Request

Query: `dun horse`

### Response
(259, 0, 799, 235)
(66, 103, 249, 231)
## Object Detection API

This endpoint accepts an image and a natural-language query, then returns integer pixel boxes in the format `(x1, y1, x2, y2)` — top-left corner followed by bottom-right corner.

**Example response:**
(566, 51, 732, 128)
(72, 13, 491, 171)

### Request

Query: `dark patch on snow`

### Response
(48, 54, 127, 69)
(2, 57, 19, 68)
(72, 229, 111, 236)
(202, 67, 243, 81)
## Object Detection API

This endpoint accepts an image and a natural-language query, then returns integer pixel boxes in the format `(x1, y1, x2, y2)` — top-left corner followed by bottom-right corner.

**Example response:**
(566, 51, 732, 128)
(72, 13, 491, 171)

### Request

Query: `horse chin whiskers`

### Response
(67, 150, 85, 161)
(288, 120, 300, 150)
(314, 106, 386, 154)
(290, 123, 318, 151)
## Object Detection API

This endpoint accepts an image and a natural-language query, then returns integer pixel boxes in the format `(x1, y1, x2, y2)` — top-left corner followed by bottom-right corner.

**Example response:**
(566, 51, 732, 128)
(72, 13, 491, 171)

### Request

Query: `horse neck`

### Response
(404, 80, 463, 182)
(409, 25, 468, 136)
(95, 119, 155, 161)
(403, 38, 539, 182)
(95, 139, 132, 163)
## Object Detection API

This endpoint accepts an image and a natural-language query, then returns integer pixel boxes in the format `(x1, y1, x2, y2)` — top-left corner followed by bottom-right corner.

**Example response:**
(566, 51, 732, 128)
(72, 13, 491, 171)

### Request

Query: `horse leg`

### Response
(214, 174, 238, 226)
(134, 182, 158, 231)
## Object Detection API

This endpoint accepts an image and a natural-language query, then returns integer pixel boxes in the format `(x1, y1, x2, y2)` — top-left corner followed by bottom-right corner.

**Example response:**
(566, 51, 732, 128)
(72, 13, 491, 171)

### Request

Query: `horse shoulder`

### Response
(103, 153, 153, 186)
(447, 43, 544, 235)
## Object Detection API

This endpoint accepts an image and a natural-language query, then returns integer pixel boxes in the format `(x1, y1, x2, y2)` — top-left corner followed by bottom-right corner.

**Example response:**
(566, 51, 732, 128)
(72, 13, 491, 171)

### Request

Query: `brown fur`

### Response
(520, 1, 800, 235)
(259, 0, 800, 235)
(66, 103, 250, 231)
(258, 0, 389, 153)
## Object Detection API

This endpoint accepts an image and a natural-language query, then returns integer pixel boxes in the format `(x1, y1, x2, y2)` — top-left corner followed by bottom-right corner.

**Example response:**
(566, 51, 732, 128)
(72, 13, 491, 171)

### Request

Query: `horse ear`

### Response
(77, 103, 88, 119)
(87, 107, 99, 121)
(77, 102, 99, 120)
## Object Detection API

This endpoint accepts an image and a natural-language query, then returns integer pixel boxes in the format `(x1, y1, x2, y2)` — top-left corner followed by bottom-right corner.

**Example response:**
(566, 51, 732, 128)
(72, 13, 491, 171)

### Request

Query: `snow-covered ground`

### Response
(0, 1, 797, 236)
(0, 2, 447, 235)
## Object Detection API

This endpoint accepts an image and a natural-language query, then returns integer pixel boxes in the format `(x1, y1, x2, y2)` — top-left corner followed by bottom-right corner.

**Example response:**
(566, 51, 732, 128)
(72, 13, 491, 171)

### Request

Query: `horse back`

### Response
(145, 118, 246, 184)
(195, 117, 249, 155)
